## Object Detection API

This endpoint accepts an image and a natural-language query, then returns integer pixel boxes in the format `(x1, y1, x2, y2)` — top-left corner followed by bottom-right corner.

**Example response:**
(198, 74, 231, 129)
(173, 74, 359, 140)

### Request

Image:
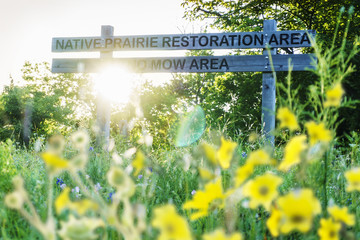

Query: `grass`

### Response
(1, 9, 360, 240)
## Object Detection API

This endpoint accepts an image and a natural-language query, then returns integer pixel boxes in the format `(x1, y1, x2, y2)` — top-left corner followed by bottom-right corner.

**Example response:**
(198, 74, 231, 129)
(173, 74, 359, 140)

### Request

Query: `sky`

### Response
(0, 0, 206, 91)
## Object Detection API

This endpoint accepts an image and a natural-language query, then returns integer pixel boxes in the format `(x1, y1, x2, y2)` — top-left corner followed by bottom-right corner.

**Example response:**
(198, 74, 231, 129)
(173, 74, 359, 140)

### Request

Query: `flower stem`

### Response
(322, 151, 328, 217)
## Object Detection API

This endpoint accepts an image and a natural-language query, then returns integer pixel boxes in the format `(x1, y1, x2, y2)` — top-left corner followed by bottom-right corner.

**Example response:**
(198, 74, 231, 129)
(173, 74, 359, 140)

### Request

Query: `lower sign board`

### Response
(52, 54, 315, 73)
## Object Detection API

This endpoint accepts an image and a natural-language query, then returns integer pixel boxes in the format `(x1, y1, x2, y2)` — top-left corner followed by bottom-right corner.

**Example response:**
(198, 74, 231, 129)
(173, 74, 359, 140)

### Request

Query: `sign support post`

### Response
(262, 20, 277, 145)
(96, 25, 114, 147)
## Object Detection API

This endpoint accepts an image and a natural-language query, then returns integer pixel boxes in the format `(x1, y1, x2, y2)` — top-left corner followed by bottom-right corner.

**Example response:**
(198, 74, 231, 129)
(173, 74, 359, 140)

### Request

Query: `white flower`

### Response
(60, 184, 67, 189)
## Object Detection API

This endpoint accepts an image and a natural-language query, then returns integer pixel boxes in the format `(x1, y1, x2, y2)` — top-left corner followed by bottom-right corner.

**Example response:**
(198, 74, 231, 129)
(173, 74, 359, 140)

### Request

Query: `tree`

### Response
(181, 0, 360, 136)
(0, 62, 95, 144)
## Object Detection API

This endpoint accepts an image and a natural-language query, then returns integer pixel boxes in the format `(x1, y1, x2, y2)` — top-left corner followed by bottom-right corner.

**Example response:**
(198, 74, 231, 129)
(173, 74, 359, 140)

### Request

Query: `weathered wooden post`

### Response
(96, 25, 113, 147)
(262, 20, 277, 145)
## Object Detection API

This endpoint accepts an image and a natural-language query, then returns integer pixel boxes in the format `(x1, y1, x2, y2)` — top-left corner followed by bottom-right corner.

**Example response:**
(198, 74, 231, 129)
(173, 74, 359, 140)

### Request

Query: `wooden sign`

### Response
(52, 30, 315, 52)
(52, 54, 315, 73)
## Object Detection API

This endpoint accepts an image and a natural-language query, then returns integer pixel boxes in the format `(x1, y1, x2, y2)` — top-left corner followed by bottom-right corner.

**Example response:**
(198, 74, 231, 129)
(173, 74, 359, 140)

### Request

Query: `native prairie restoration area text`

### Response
(52, 30, 315, 52)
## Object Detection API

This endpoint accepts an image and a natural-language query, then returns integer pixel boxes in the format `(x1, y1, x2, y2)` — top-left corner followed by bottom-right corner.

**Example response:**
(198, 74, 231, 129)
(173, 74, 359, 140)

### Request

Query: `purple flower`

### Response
(89, 146, 94, 151)
(191, 190, 196, 195)
(242, 152, 247, 158)
(138, 175, 143, 179)
(107, 192, 114, 202)
(56, 178, 64, 186)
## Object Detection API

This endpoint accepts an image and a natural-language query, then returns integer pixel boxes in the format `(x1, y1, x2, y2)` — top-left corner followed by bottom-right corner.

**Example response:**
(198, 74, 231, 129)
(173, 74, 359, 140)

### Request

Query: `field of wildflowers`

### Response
(1, 11, 360, 240)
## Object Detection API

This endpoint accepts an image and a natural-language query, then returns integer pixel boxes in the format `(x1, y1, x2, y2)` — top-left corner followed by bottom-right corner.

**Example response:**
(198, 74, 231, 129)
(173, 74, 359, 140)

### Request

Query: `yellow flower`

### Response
(318, 218, 341, 240)
(324, 83, 344, 107)
(199, 167, 216, 181)
(202, 143, 217, 166)
(267, 207, 282, 237)
(246, 149, 274, 166)
(242, 172, 283, 211)
(328, 205, 355, 226)
(183, 178, 226, 220)
(152, 204, 192, 240)
(202, 229, 242, 240)
(234, 163, 254, 187)
(345, 168, 360, 192)
(305, 121, 332, 146)
(72, 199, 99, 215)
(41, 152, 69, 175)
(55, 187, 99, 215)
(278, 135, 307, 172)
(4, 191, 24, 210)
(55, 187, 72, 214)
(217, 137, 237, 169)
(58, 215, 104, 240)
(277, 189, 321, 234)
(132, 150, 145, 176)
(277, 107, 299, 131)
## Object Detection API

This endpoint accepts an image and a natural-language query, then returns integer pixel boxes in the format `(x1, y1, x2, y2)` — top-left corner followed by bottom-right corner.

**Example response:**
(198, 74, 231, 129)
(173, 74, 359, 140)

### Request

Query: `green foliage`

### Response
(0, 62, 95, 144)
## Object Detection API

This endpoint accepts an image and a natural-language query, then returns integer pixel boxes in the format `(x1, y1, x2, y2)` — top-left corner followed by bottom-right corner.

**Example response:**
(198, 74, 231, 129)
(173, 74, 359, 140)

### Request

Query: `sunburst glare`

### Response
(93, 65, 136, 104)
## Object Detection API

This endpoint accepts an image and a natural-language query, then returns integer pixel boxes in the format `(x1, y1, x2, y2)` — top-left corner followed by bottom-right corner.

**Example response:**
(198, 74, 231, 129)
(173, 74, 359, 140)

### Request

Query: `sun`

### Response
(93, 65, 136, 104)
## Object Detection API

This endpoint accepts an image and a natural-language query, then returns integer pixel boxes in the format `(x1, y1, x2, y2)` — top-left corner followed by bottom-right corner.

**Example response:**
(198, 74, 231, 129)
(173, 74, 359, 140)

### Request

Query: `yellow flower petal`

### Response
(41, 152, 69, 171)
(324, 83, 344, 107)
(152, 204, 192, 240)
(345, 168, 360, 192)
(318, 218, 341, 240)
(277, 189, 321, 234)
(217, 137, 237, 169)
(278, 135, 307, 172)
(277, 107, 299, 131)
(234, 163, 254, 187)
(305, 121, 332, 146)
(202, 143, 218, 166)
(132, 150, 145, 176)
(242, 172, 283, 211)
(55, 187, 71, 214)
(328, 205, 355, 226)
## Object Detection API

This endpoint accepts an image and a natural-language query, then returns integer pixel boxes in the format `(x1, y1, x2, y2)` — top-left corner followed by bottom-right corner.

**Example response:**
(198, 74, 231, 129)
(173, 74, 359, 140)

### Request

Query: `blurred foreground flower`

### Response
(277, 107, 299, 131)
(4, 191, 24, 210)
(58, 215, 104, 240)
(234, 163, 254, 187)
(275, 189, 321, 234)
(132, 150, 145, 176)
(202, 137, 237, 169)
(183, 178, 227, 220)
(202, 229, 242, 240)
(107, 167, 135, 197)
(55, 187, 98, 215)
(317, 218, 341, 240)
(41, 152, 69, 175)
(152, 204, 192, 240)
(278, 135, 307, 172)
(246, 149, 275, 166)
(324, 83, 344, 107)
(242, 172, 283, 211)
(305, 121, 332, 146)
(345, 168, 360, 192)
(70, 129, 90, 152)
(328, 205, 355, 226)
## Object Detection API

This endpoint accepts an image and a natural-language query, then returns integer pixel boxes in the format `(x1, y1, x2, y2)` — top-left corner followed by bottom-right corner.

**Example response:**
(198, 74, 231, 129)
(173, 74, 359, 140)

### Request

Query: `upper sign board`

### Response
(52, 30, 315, 52)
